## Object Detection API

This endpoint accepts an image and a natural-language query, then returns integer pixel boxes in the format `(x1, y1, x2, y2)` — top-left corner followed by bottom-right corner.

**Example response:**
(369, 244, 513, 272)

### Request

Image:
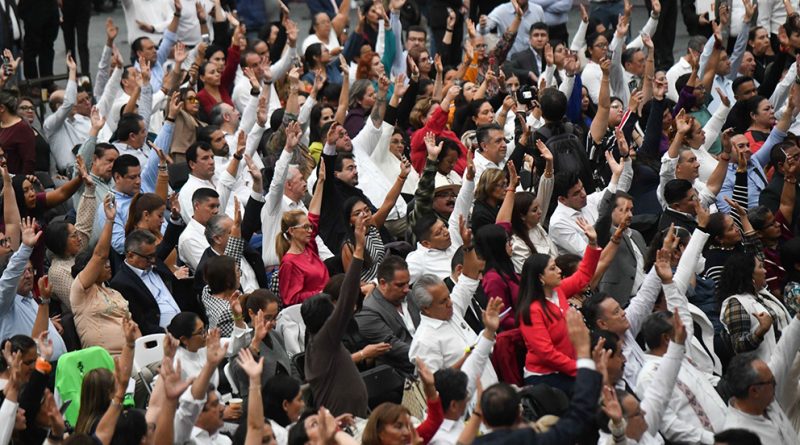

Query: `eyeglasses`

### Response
(593, 42, 609, 49)
(191, 327, 208, 337)
(290, 223, 313, 231)
(185, 97, 199, 104)
(131, 251, 157, 263)
(474, 43, 488, 49)
(751, 378, 776, 388)
(18, 105, 34, 111)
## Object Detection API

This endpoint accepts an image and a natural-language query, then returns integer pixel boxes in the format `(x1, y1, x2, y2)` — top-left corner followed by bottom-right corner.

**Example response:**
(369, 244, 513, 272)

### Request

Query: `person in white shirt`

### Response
(477, 0, 545, 58)
(472, 123, 508, 181)
(120, 0, 173, 44)
(261, 123, 332, 268)
(583, 267, 663, 392)
(721, 313, 800, 445)
(549, 153, 632, 256)
(113, 114, 153, 167)
(406, 171, 473, 283)
(596, 311, 687, 445)
(408, 241, 501, 392)
(172, 328, 232, 445)
(179, 142, 234, 223)
(43, 54, 91, 176)
(429, 298, 503, 445)
(666, 36, 707, 102)
(178, 188, 220, 273)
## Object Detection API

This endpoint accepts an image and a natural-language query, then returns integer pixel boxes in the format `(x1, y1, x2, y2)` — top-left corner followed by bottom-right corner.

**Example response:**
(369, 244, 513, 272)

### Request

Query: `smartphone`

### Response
(109, 194, 116, 208)
(59, 400, 72, 416)
(2, 57, 10, 77)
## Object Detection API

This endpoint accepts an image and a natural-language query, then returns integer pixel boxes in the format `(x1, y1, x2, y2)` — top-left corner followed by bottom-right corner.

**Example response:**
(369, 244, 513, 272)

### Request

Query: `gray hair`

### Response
(410, 274, 445, 310)
(724, 352, 763, 399)
(286, 164, 301, 182)
(208, 104, 226, 126)
(348, 79, 374, 109)
(204, 214, 232, 245)
(125, 229, 157, 254)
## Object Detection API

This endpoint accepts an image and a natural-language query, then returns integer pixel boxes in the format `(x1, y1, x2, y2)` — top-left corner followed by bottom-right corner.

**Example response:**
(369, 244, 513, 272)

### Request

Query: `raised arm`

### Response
(496, 162, 518, 223)
(308, 158, 325, 215)
(590, 58, 612, 144)
(239, 348, 265, 445)
(77, 195, 115, 289)
(334, 55, 350, 125)
(2, 167, 20, 249)
(371, 158, 409, 228)
(96, 319, 139, 445)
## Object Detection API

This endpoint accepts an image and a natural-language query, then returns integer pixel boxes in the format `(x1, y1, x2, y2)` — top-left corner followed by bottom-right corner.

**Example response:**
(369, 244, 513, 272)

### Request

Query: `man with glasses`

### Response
(0, 219, 67, 359)
(109, 229, 182, 335)
(722, 311, 800, 444)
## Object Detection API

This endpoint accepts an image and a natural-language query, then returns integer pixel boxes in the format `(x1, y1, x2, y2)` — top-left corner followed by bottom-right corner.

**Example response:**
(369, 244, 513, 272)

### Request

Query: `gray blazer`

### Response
(231, 330, 297, 398)
(595, 190, 648, 307)
(355, 288, 419, 375)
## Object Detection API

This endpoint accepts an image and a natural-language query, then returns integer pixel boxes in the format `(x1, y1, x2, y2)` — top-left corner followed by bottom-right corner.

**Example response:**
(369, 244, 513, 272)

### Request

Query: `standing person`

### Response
(0, 91, 35, 175)
(18, 0, 58, 83)
(0, 0, 22, 54)
(60, 0, 92, 76)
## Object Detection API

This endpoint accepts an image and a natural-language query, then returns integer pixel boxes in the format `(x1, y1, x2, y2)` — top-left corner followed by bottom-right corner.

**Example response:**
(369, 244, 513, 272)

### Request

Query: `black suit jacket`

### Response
(109, 261, 180, 335)
(658, 207, 698, 233)
(506, 48, 543, 85)
(760, 172, 800, 232)
(193, 243, 269, 297)
(474, 367, 602, 445)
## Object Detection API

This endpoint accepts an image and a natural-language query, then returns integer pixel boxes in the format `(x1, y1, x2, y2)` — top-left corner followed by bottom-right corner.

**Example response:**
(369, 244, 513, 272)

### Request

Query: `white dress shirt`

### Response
(408, 276, 498, 389)
(406, 243, 459, 283)
(637, 354, 724, 444)
(477, 0, 545, 57)
(0, 397, 17, 445)
(621, 270, 662, 392)
(179, 175, 217, 223)
(174, 388, 231, 445)
(666, 57, 693, 102)
(43, 79, 91, 174)
(721, 316, 800, 445)
(114, 141, 153, 168)
(429, 419, 465, 445)
(120, 0, 173, 43)
(178, 218, 211, 272)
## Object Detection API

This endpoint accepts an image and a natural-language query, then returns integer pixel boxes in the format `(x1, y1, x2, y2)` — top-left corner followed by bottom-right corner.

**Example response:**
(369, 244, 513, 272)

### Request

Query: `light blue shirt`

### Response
(716, 128, 780, 213)
(125, 262, 180, 328)
(0, 245, 67, 359)
(134, 30, 178, 92)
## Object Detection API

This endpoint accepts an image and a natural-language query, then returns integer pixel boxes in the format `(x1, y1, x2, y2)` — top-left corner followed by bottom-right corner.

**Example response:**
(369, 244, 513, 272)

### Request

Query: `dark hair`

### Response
(769, 140, 798, 168)
(130, 37, 148, 59)
(724, 351, 762, 399)
(376, 255, 407, 284)
(539, 88, 567, 122)
(475, 224, 518, 285)
(167, 312, 201, 346)
(591, 329, 620, 355)
(747, 205, 773, 231)
(529, 21, 548, 36)
(675, 72, 692, 96)
(413, 214, 439, 243)
(705, 212, 732, 247)
(304, 43, 324, 72)
(197, 125, 220, 144)
(45, 220, 72, 258)
(717, 253, 757, 302)
(407, 25, 427, 37)
(124, 229, 157, 254)
(191, 187, 219, 206)
(732, 76, 755, 96)
(714, 428, 763, 445)
(125, 193, 166, 235)
(554, 172, 581, 199)
(744, 95, 768, 127)
(517, 254, 554, 325)
(781, 237, 800, 285)
(480, 383, 520, 428)
(309, 104, 333, 144)
(621, 47, 642, 67)
(242, 289, 280, 323)
(555, 253, 582, 277)
(450, 246, 465, 272)
(464, 99, 490, 132)
(94, 142, 118, 160)
(663, 179, 693, 206)
(641, 311, 674, 350)
(0, 336, 33, 373)
(11, 171, 42, 213)
(116, 113, 144, 142)
(476, 123, 503, 149)
(186, 141, 213, 165)
(511, 192, 537, 253)
(111, 408, 148, 445)
(0, 90, 17, 114)
(582, 292, 615, 329)
(71, 247, 95, 279)
(333, 152, 355, 172)
(112, 154, 140, 179)
(301, 293, 334, 337)
(204, 255, 238, 294)
(342, 197, 375, 269)
(644, 225, 691, 271)
(434, 368, 468, 412)
(263, 374, 303, 426)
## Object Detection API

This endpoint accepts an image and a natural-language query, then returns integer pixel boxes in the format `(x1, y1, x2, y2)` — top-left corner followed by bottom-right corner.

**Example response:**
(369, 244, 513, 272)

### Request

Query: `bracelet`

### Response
(173, 11, 181, 17)
(446, 28, 454, 32)
(610, 237, 621, 245)
(165, 116, 175, 123)
(233, 314, 244, 321)
(463, 245, 475, 252)
(159, 165, 168, 171)
(786, 177, 797, 184)
(505, 187, 515, 192)
(359, 351, 365, 361)
(48, 432, 64, 442)
(233, 153, 243, 161)
(719, 154, 731, 162)
(39, 297, 51, 305)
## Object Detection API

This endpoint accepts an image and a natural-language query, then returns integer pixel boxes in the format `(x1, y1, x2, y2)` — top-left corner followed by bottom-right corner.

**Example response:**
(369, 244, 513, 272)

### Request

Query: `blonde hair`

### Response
(475, 168, 506, 202)
(409, 97, 438, 129)
(275, 210, 307, 260)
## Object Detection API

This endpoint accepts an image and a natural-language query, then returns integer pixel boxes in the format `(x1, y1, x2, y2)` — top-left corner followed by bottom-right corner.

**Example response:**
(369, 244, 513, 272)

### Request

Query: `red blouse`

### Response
(519, 246, 601, 377)
(410, 105, 466, 176)
(278, 213, 330, 307)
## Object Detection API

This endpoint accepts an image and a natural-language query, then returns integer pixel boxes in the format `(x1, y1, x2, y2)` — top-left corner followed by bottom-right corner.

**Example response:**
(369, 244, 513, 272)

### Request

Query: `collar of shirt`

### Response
(281, 194, 304, 210)
(125, 261, 153, 277)
(419, 313, 448, 329)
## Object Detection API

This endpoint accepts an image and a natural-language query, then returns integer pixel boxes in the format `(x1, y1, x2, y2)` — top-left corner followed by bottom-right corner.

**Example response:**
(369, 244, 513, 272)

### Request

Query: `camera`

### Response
(516, 85, 538, 106)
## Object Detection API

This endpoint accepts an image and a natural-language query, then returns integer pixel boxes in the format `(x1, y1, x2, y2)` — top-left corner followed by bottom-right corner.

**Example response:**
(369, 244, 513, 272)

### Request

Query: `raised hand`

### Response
(651, 0, 661, 15)
(506, 161, 519, 189)
(399, 157, 412, 178)
(21, 217, 41, 247)
(312, 68, 327, 94)
(38, 275, 52, 301)
(76, 155, 93, 187)
(459, 215, 473, 248)
(466, 144, 475, 181)
(251, 309, 268, 343)
(566, 308, 591, 357)
(641, 33, 654, 50)
(605, 149, 624, 178)
(160, 357, 193, 400)
(236, 347, 264, 379)
(672, 308, 687, 345)
(205, 328, 227, 366)
(600, 57, 611, 76)
(393, 73, 409, 98)
(482, 297, 504, 334)
(414, 357, 437, 399)
(654, 246, 674, 283)
(174, 42, 187, 65)
(90, 106, 106, 132)
(168, 192, 181, 218)
(285, 120, 302, 151)
(693, 199, 710, 228)
(106, 18, 119, 44)
(614, 127, 630, 157)
(424, 132, 442, 160)
(576, 217, 597, 245)
(65, 52, 77, 73)
(36, 331, 54, 361)
(122, 317, 142, 345)
(227, 290, 243, 320)
(580, 3, 588, 22)
(592, 337, 610, 384)
(601, 385, 623, 424)
(103, 193, 117, 221)
(163, 333, 180, 359)
(339, 54, 350, 77)
(754, 311, 773, 338)
(354, 212, 368, 249)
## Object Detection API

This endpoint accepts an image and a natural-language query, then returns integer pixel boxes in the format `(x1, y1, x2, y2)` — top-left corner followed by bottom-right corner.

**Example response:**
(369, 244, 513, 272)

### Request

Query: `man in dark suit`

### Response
(355, 255, 417, 375)
(505, 22, 548, 86)
(109, 230, 186, 335)
(194, 193, 269, 296)
(658, 179, 699, 233)
(474, 309, 602, 445)
(595, 190, 647, 307)
(760, 140, 800, 232)
(0, 0, 22, 54)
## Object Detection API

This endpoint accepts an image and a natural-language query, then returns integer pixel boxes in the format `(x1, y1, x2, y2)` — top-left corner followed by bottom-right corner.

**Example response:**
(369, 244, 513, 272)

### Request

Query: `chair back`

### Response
(133, 334, 166, 373)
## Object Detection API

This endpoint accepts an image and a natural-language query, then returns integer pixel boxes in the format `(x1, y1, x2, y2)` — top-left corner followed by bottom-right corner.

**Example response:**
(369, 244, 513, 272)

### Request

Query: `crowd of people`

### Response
(0, 0, 800, 443)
